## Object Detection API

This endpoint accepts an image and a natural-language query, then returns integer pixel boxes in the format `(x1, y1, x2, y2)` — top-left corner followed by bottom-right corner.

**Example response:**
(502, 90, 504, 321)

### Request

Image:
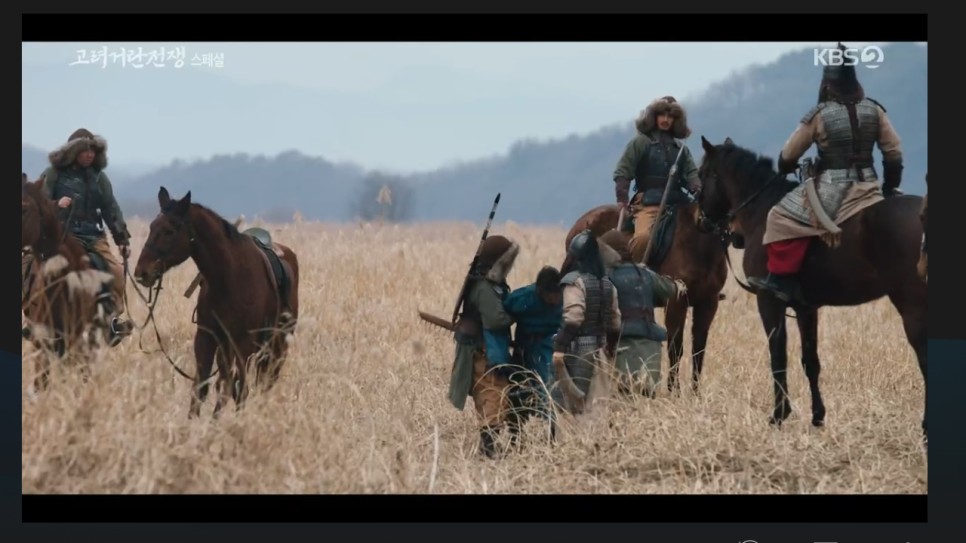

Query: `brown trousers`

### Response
(470, 351, 511, 427)
(628, 204, 661, 264)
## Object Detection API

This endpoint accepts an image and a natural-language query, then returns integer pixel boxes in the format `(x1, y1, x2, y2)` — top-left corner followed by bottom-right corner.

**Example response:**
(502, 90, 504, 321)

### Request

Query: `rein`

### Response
(122, 210, 212, 382)
(696, 164, 802, 318)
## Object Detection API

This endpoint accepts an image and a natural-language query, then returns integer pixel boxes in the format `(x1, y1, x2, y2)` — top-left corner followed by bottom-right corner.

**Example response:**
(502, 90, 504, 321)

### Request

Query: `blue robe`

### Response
(503, 284, 563, 414)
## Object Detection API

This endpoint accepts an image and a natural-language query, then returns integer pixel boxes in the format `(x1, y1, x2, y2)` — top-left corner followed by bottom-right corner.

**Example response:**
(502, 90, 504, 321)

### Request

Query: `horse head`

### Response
(135, 186, 195, 287)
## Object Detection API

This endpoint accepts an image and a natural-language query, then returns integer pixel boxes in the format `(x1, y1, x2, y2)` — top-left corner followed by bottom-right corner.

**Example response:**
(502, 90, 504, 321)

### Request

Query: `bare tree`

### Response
(352, 172, 414, 223)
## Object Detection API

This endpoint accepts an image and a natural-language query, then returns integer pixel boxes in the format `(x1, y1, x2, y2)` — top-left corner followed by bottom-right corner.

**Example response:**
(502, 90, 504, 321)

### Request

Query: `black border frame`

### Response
(16, 3, 958, 542)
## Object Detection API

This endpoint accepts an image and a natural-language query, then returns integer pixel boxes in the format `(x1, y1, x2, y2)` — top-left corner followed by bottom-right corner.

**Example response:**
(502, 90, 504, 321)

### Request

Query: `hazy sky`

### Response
(22, 41, 904, 173)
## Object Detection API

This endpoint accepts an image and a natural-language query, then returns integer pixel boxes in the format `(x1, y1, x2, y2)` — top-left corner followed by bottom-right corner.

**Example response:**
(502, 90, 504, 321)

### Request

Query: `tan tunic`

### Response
(560, 275, 622, 342)
(763, 102, 903, 245)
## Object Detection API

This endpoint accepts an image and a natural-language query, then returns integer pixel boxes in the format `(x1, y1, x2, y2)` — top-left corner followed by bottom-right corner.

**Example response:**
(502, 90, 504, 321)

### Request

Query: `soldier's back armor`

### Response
(561, 271, 615, 341)
(46, 166, 107, 237)
(808, 99, 881, 181)
(635, 133, 687, 206)
(608, 263, 668, 342)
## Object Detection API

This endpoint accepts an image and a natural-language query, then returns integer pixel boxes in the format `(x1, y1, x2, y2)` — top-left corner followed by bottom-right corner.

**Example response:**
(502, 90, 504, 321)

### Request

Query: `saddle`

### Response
(622, 205, 679, 269)
(242, 227, 291, 306)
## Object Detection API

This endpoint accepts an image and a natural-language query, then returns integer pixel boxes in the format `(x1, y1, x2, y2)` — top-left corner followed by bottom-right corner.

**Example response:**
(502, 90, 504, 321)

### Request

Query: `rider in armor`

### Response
(613, 96, 702, 263)
(551, 229, 621, 413)
(748, 43, 905, 303)
(22, 128, 134, 345)
(598, 229, 684, 397)
(447, 235, 519, 458)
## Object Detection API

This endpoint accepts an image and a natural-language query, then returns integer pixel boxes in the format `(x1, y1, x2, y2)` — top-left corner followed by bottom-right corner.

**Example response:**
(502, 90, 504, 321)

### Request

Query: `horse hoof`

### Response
(767, 415, 784, 427)
(812, 419, 825, 428)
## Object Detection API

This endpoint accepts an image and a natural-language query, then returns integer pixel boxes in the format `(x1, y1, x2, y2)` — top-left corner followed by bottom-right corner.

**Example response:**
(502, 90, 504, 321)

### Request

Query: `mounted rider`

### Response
(447, 234, 520, 458)
(748, 43, 904, 303)
(22, 128, 134, 345)
(551, 229, 621, 414)
(613, 96, 702, 264)
(598, 229, 684, 397)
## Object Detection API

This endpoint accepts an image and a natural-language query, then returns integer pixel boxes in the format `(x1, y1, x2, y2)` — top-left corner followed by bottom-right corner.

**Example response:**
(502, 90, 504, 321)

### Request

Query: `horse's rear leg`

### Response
(190, 332, 217, 419)
(664, 297, 688, 395)
(757, 294, 792, 426)
(795, 308, 826, 427)
(690, 297, 720, 394)
(887, 287, 927, 442)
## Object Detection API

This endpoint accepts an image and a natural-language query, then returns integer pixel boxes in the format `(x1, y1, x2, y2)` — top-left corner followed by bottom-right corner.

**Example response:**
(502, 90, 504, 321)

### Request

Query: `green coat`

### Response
(40, 165, 131, 246)
(447, 279, 514, 410)
(612, 132, 701, 206)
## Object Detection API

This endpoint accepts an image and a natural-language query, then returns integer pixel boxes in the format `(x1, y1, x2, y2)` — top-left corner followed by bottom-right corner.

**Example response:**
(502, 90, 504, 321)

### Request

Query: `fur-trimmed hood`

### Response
(484, 240, 519, 284)
(635, 96, 691, 139)
(48, 129, 108, 170)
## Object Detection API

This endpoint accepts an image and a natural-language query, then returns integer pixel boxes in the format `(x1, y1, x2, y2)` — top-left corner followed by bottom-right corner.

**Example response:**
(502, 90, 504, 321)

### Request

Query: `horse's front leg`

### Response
(690, 296, 720, 395)
(795, 307, 825, 427)
(757, 294, 792, 426)
(190, 330, 217, 419)
(664, 296, 688, 395)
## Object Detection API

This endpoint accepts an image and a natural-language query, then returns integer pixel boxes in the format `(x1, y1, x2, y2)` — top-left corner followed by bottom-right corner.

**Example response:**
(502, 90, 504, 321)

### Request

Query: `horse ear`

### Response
(172, 190, 191, 216)
(158, 186, 171, 208)
(724, 136, 734, 145)
(700, 135, 715, 154)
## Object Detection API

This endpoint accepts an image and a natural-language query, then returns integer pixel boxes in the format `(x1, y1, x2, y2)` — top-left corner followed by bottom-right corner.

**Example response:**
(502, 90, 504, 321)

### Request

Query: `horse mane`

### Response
(715, 142, 799, 218)
(163, 200, 243, 242)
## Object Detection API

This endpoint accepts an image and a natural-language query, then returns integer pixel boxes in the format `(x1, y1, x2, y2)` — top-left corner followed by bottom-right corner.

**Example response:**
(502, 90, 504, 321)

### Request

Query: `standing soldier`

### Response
(447, 235, 520, 458)
(503, 265, 564, 442)
(22, 128, 133, 345)
(748, 42, 905, 303)
(598, 229, 684, 397)
(551, 229, 621, 414)
(613, 96, 703, 263)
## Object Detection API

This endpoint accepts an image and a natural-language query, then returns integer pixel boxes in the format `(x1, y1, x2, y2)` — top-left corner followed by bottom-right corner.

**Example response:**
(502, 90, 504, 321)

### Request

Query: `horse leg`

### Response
(887, 287, 928, 442)
(664, 296, 688, 395)
(190, 332, 217, 419)
(795, 308, 826, 427)
(757, 294, 792, 426)
(690, 297, 720, 394)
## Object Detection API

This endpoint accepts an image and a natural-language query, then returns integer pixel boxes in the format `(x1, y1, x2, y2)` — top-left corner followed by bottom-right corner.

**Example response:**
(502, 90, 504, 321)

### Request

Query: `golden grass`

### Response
(22, 218, 927, 494)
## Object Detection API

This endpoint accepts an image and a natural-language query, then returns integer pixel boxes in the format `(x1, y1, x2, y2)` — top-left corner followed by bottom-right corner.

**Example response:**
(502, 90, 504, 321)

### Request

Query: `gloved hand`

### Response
(615, 177, 631, 207)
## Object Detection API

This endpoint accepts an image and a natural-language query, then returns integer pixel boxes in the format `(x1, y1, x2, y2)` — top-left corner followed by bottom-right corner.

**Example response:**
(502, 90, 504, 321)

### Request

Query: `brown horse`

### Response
(133, 187, 300, 418)
(562, 197, 730, 394)
(696, 136, 926, 441)
(21, 173, 115, 389)
(917, 179, 927, 283)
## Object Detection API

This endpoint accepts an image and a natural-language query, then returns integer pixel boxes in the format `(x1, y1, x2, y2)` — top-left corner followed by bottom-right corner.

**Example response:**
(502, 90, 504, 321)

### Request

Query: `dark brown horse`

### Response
(696, 136, 926, 441)
(134, 187, 300, 418)
(562, 197, 730, 394)
(917, 178, 927, 283)
(21, 173, 115, 389)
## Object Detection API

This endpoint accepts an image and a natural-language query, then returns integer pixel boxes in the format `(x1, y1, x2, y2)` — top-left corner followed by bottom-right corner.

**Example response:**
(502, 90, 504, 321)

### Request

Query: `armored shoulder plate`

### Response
(560, 271, 580, 286)
(800, 102, 827, 124)
(866, 97, 886, 112)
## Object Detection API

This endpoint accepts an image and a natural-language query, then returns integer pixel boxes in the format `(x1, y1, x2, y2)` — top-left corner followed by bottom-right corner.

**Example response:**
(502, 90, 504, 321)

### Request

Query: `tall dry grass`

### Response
(22, 218, 927, 494)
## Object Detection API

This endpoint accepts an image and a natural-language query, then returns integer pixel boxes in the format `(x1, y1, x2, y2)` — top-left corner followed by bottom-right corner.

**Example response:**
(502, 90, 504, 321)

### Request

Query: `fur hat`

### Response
(635, 96, 691, 139)
(476, 235, 519, 283)
(598, 229, 632, 267)
(48, 128, 108, 170)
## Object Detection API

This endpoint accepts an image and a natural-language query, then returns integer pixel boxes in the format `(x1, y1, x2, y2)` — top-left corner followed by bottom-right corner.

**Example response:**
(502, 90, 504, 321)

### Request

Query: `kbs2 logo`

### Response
(813, 45, 884, 69)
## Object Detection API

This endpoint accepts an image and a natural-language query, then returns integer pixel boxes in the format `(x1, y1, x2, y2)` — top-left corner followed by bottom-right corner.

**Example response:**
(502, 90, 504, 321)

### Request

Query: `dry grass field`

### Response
(22, 217, 927, 494)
